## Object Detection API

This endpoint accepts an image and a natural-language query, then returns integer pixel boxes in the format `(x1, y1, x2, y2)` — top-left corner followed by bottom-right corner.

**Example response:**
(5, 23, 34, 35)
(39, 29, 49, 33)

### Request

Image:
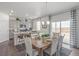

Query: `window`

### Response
(51, 21, 60, 33)
(52, 22, 56, 33)
(61, 21, 70, 44)
(51, 20, 70, 44)
(36, 21, 41, 31)
(56, 22, 61, 33)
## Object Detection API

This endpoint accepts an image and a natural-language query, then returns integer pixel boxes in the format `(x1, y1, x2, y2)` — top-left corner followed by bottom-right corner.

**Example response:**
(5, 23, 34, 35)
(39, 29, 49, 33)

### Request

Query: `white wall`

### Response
(0, 12, 9, 43)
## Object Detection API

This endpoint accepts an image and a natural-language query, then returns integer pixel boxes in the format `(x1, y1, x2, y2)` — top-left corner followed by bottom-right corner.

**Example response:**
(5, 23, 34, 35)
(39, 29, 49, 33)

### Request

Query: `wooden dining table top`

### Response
(32, 39, 52, 49)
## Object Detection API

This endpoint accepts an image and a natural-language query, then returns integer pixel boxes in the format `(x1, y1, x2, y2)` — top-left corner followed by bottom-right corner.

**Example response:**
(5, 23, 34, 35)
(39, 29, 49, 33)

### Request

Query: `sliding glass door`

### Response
(61, 21, 70, 44)
(51, 22, 60, 33)
(51, 22, 56, 33)
(56, 22, 61, 33)
(51, 20, 70, 48)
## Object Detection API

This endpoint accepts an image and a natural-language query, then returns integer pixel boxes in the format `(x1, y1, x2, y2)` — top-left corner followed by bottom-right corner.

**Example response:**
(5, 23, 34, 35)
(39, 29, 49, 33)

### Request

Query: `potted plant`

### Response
(41, 34, 49, 42)
(16, 17, 20, 21)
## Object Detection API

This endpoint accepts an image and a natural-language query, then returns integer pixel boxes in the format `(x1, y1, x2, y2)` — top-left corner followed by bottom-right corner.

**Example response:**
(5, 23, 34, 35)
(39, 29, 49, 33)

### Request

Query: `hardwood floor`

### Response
(0, 39, 79, 56)
(70, 48, 79, 56)
(62, 43, 79, 56)
(0, 39, 26, 56)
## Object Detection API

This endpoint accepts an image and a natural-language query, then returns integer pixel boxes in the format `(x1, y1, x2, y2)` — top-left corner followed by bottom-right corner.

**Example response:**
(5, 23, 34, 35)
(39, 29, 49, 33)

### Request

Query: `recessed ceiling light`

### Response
(11, 10, 14, 13)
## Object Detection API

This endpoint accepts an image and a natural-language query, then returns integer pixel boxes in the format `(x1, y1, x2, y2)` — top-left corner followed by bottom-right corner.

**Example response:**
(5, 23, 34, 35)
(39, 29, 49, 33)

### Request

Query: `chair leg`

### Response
(50, 52, 57, 56)
(55, 52, 58, 56)
(56, 50, 61, 56)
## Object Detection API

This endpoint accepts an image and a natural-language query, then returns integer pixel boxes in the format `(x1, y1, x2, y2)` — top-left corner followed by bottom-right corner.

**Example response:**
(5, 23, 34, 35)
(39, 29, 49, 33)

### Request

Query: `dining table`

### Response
(32, 39, 52, 56)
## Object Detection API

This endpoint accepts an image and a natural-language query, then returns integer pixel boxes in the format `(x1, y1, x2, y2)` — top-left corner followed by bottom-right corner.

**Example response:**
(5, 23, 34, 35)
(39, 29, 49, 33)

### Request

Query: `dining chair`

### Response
(24, 36, 39, 56)
(57, 35, 65, 56)
(44, 34, 59, 56)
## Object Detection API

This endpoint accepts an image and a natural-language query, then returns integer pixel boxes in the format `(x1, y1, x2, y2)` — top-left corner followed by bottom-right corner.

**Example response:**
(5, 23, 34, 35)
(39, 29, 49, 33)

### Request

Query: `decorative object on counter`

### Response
(26, 33, 31, 37)
(20, 24, 26, 28)
(20, 24, 27, 32)
(18, 34, 24, 39)
(29, 27, 32, 31)
(16, 17, 21, 21)
(25, 19, 27, 22)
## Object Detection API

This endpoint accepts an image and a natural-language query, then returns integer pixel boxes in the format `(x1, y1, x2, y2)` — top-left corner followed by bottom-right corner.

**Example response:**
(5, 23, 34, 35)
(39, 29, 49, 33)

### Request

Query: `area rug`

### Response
(60, 47, 72, 56)
(44, 47, 72, 56)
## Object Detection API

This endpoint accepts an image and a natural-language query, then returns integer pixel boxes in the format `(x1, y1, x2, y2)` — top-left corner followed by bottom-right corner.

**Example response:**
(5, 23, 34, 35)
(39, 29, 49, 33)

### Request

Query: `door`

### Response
(51, 20, 70, 48)
(61, 21, 70, 44)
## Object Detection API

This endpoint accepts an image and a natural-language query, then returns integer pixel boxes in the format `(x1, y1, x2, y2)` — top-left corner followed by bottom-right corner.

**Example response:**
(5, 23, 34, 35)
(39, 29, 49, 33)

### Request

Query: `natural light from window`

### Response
(36, 21, 41, 31)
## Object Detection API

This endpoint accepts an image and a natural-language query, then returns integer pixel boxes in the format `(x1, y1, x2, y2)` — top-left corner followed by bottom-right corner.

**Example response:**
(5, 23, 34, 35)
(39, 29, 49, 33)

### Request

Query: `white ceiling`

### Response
(0, 2, 79, 19)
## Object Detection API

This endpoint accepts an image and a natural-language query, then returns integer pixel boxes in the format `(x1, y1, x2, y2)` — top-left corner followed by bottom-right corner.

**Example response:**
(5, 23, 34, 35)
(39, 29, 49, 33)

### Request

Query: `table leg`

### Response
(38, 48, 43, 56)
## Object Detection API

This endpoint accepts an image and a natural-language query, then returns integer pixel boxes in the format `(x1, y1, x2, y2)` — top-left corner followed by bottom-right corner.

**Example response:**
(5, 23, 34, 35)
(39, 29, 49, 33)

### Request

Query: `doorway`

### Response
(51, 20, 70, 48)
